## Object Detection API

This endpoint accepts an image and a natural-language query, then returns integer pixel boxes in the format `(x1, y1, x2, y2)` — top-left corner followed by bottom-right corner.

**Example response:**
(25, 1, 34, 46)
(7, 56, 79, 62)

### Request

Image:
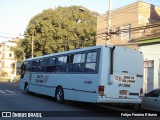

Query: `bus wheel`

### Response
(55, 87, 64, 104)
(24, 83, 29, 94)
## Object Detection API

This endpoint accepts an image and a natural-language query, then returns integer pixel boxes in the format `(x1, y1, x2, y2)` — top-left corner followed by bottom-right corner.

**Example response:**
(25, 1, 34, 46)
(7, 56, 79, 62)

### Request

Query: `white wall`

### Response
(139, 43, 160, 90)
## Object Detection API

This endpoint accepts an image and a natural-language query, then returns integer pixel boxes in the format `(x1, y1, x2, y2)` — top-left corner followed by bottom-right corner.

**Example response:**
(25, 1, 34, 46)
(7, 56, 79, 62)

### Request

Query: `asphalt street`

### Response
(0, 82, 159, 120)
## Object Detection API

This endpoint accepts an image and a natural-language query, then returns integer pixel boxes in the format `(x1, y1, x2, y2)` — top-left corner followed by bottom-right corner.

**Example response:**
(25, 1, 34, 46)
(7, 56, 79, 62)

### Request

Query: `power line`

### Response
(0, 32, 19, 36)
(0, 35, 14, 39)
(96, 22, 160, 39)
(97, 22, 160, 38)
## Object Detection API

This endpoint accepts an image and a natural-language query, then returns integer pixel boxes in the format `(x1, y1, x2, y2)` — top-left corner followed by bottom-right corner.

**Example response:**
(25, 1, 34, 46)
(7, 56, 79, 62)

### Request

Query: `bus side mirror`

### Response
(20, 73, 24, 79)
(20, 63, 25, 79)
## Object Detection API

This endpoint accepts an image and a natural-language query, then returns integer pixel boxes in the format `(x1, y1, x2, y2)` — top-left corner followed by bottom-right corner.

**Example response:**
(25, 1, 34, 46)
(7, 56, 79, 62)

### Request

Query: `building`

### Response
(137, 39, 160, 93)
(97, 1, 160, 46)
(96, 1, 160, 92)
(0, 39, 17, 81)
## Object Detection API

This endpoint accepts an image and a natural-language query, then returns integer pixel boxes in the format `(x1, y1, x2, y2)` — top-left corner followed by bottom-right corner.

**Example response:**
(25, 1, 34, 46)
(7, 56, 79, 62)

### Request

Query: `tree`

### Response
(22, 6, 98, 58)
(10, 40, 25, 62)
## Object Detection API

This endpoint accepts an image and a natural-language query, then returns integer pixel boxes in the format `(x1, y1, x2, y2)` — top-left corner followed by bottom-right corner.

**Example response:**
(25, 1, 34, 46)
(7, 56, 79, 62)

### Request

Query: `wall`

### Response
(96, 2, 160, 46)
(138, 43, 160, 92)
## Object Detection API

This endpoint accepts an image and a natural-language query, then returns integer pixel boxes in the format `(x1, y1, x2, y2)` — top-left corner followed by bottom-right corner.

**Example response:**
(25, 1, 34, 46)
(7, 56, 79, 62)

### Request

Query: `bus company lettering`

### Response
(36, 75, 49, 83)
(124, 76, 135, 80)
(44, 75, 49, 83)
(122, 79, 135, 84)
(118, 83, 130, 87)
(36, 75, 43, 83)
(123, 76, 135, 84)
(115, 76, 122, 82)
(114, 75, 136, 87)
(84, 81, 92, 84)
(115, 75, 135, 84)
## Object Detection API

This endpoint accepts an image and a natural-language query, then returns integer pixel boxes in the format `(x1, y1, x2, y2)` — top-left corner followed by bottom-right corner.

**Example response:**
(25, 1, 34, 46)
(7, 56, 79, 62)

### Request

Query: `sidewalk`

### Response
(0, 79, 19, 83)
(0, 79, 9, 82)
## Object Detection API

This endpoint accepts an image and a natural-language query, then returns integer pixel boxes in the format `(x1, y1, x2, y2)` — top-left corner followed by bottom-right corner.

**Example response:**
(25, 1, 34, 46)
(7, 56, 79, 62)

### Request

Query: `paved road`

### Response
(0, 82, 159, 120)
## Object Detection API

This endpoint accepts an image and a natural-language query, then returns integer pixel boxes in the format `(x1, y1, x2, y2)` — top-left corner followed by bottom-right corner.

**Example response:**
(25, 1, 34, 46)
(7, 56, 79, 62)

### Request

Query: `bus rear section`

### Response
(97, 46, 143, 104)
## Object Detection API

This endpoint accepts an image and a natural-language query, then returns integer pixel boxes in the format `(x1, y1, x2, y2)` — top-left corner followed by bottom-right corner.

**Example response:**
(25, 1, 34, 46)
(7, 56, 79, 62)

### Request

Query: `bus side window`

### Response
(32, 60, 39, 72)
(39, 59, 47, 72)
(85, 52, 97, 73)
(57, 56, 69, 72)
(46, 57, 56, 72)
(68, 53, 85, 73)
(25, 61, 32, 73)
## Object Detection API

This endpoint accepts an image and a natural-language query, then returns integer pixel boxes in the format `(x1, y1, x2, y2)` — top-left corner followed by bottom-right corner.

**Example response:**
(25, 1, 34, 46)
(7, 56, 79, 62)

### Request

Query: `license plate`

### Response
(119, 90, 127, 95)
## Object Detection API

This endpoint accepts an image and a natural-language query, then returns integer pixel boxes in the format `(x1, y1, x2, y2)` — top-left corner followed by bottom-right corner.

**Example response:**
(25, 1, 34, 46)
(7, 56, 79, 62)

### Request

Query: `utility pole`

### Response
(31, 35, 34, 58)
(107, 0, 112, 45)
(20, 31, 34, 58)
(31, 30, 35, 58)
(30, 22, 36, 58)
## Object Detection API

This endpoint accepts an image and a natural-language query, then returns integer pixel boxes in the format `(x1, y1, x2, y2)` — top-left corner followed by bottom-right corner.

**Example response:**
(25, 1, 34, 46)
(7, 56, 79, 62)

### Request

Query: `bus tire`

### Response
(24, 83, 29, 94)
(55, 87, 64, 104)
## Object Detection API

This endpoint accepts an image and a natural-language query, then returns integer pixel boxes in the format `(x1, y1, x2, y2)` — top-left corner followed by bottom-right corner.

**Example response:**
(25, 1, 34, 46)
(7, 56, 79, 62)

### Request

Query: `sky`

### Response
(0, 0, 159, 42)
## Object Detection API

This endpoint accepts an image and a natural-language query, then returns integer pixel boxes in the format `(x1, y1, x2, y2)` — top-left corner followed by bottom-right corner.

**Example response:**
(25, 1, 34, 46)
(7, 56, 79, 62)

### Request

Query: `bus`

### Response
(20, 45, 143, 107)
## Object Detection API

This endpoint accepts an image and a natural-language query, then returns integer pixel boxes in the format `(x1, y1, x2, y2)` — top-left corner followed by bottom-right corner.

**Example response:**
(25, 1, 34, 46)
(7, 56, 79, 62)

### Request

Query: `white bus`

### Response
(20, 45, 143, 106)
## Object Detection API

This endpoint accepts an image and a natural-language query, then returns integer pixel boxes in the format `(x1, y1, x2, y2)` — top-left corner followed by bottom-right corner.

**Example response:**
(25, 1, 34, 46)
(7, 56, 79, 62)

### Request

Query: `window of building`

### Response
(121, 24, 131, 41)
(9, 53, 12, 58)
(7, 45, 10, 49)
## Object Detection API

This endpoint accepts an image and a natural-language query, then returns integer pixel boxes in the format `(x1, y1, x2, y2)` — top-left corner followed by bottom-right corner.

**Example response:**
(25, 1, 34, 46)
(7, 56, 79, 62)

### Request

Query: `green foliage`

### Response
(10, 40, 25, 62)
(22, 6, 99, 58)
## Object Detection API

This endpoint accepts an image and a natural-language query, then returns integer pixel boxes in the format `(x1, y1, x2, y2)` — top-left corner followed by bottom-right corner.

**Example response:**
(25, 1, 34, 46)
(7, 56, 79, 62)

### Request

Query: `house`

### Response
(96, 1, 160, 93)
(0, 39, 17, 81)
(137, 38, 160, 93)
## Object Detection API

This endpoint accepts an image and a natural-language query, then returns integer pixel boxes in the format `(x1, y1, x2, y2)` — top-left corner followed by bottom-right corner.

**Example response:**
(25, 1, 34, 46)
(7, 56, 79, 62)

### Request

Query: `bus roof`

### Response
(24, 45, 107, 61)
(24, 45, 139, 61)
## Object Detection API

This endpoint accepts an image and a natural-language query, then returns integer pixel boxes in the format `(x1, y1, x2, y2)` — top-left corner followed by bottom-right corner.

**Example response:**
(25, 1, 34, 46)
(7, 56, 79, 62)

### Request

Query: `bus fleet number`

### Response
(118, 83, 130, 87)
